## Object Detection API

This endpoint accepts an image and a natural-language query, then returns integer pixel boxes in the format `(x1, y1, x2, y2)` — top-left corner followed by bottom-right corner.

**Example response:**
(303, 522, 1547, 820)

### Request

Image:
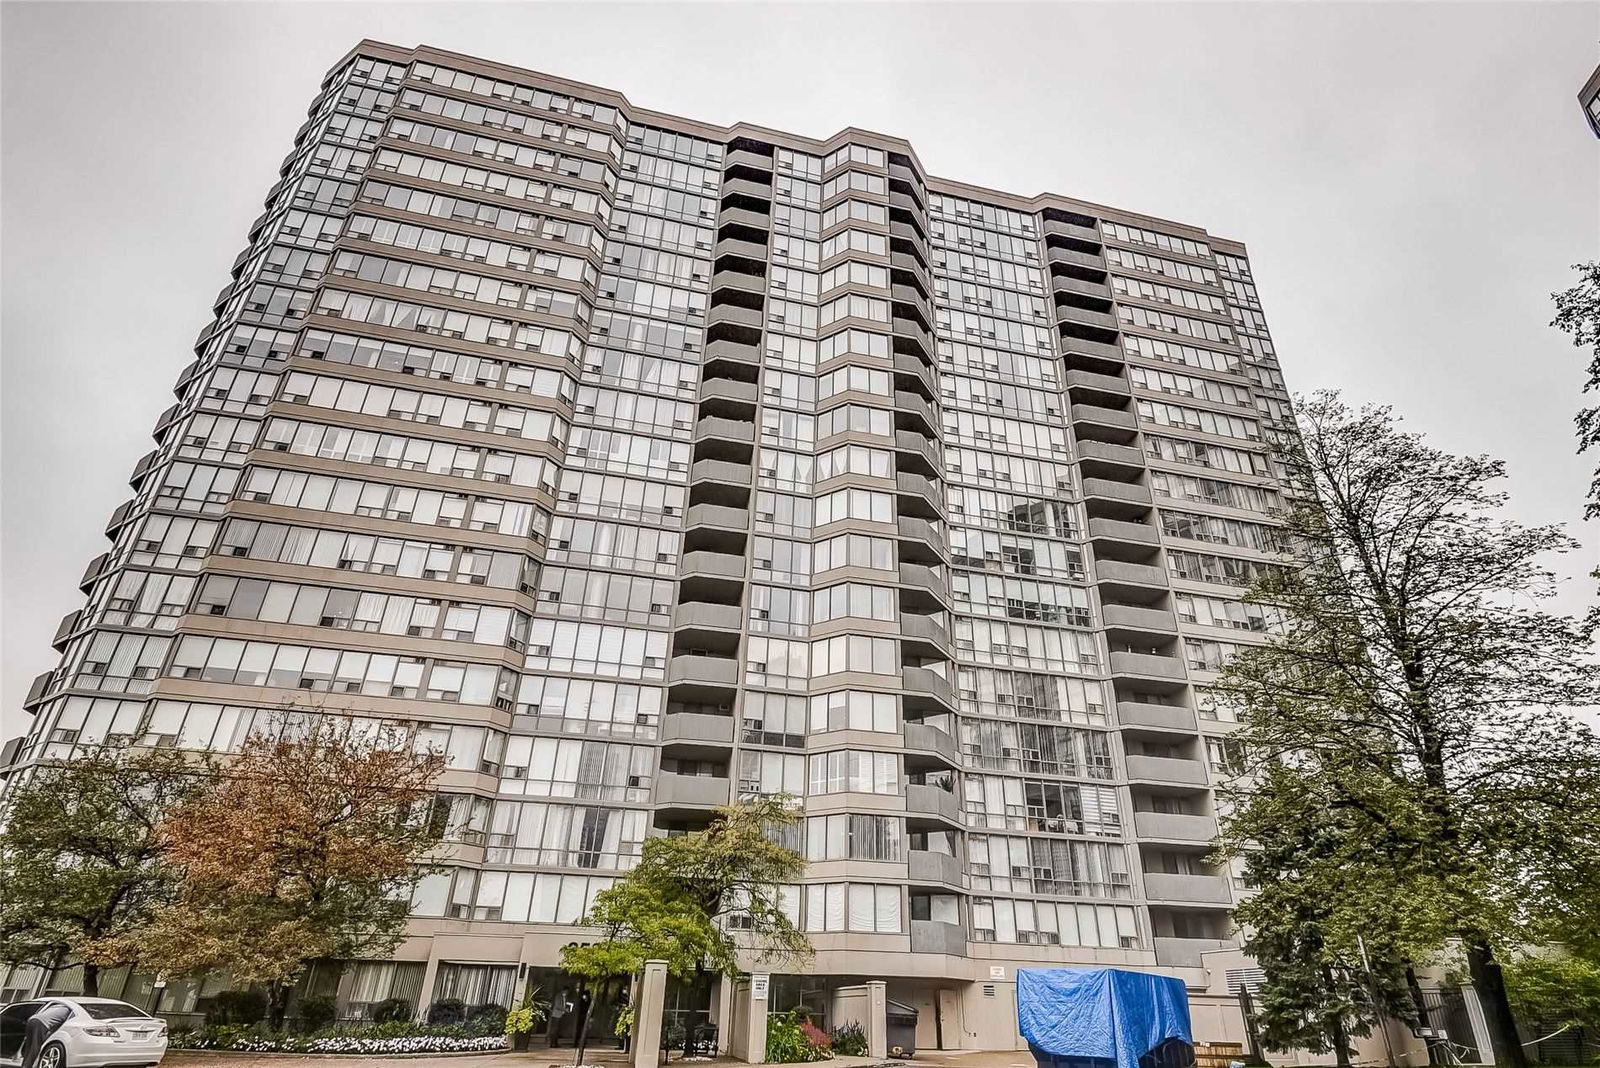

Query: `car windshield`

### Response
(76, 1002, 153, 1020)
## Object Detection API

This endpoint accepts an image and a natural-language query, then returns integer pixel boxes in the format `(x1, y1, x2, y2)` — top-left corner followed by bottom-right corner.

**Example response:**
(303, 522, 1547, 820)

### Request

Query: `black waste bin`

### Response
(886, 1000, 918, 1057)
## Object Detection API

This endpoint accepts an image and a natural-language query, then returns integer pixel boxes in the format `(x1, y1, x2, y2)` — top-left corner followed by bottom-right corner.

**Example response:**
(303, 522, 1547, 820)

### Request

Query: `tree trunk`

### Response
(1323, 965, 1352, 1068)
(1330, 1017, 1352, 1068)
(267, 982, 293, 1032)
(81, 962, 100, 998)
(1405, 966, 1429, 1029)
(1465, 937, 1526, 1068)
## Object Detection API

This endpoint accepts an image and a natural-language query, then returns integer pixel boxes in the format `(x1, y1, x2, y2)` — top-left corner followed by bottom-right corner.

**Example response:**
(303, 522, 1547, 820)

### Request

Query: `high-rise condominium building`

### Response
(2, 41, 1293, 1050)
(1582, 62, 1600, 137)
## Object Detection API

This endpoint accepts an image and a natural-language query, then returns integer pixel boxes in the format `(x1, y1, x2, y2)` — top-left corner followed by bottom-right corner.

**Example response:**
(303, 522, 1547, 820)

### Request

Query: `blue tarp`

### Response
(1017, 968, 1193, 1068)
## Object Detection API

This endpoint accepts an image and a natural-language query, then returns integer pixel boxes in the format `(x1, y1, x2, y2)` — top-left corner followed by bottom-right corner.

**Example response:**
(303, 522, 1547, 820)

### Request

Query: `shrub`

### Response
(831, 1021, 867, 1056)
(167, 1021, 508, 1055)
(506, 994, 548, 1036)
(426, 997, 467, 1026)
(467, 1003, 508, 1032)
(765, 1009, 832, 1063)
(296, 994, 337, 1033)
(205, 989, 267, 1027)
(371, 997, 413, 1023)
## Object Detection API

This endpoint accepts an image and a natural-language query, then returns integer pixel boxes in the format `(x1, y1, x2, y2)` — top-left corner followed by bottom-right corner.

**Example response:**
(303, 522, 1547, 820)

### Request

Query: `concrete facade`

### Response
(3, 40, 1301, 1050)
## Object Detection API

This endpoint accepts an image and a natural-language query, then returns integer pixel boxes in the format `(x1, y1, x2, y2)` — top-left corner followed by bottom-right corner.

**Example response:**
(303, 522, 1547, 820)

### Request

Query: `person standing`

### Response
(548, 988, 572, 1048)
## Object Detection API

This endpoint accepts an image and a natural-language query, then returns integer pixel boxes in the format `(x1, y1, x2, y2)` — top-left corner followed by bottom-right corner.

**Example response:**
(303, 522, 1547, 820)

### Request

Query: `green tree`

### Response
(1503, 952, 1600, 1038)
(115, 718, 444, 1029)
(1216, 392, 1600, 1068)
(1221, 761, 1434, 1066)
(1551, 260, 1600, 516)
(563, 797, 810, 991)
(0, 746, 202, 996)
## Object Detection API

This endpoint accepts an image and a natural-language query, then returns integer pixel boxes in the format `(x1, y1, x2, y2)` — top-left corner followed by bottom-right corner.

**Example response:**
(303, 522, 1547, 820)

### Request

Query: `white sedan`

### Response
(0, 998, 167, 1068)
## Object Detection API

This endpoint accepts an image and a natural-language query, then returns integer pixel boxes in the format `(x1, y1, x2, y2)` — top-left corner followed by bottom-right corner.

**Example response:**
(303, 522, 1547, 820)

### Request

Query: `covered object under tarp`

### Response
(1017, 967, 1195, 1068)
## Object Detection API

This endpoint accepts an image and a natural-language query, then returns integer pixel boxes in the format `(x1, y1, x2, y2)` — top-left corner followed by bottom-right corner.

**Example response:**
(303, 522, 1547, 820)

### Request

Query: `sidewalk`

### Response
(167, 1046, 1038, 1068)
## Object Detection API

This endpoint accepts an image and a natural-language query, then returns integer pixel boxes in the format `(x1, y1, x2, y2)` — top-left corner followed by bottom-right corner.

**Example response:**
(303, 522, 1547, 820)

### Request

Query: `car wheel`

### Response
(38, 1042, 67, 1068)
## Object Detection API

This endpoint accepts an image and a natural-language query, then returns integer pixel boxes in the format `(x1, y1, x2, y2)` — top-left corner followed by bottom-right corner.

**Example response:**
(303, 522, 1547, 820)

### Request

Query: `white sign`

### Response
(989, 966, 1006, 979)
(751, 973, 770, 999)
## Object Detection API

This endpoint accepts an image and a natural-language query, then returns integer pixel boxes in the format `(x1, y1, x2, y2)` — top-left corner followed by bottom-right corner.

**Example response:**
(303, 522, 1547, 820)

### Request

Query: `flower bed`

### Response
(169, 1021, 509, 1054)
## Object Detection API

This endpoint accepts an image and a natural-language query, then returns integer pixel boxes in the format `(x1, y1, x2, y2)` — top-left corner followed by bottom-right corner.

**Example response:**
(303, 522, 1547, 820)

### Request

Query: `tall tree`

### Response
(1216, 391, 1600, 1068)
(1220, 760, 1436, 1066)
(0, 747, 202, 996)
(563, 797, 810, 991)
(1551, 260, 1600, 516)
(112, 718, 444, 1029)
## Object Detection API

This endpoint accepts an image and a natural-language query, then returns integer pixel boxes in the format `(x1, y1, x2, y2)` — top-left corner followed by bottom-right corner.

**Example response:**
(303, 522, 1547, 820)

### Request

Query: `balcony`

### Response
(903, 667, 957, 714)
(24, 670, 53, 709)
(714, 236, 769, 265)
(52, 610, 82, 652)
(1071, 403, 1139, 444)
(1083, 478, 1152, 505)
(1077, 440, 1146, 474)
(905, 783, 962, 825)
(1065, 369, 1132, 404)
(1089, 517, 1160, 547)
(1110, 650, 1188, 681)
(1102, 605, 1180, 638)
(129, 450, 159, 488)
(893, 353, 938, 399)
(660, 712, 737, 755)
(725, 147, 774, 172)
(721, 177, 772, 204)
(654, 772, 732, 810)
(680, 551, 746, 583)
(1061, 335, 1126, 366)
(104, 500, 134, 536)
(704, 337, 761, 370)
(690, 459, 753, 490)
(896, 515, 944, 546)
(1153, 936, 1234, 969)
(899, 613, 953, 658)
(1057, 305, 1120, 332)
(894, 390, 940, 435)
(710, 270, 765, 300)
(1044, 218, 1101, 244)
(717, 206, 770, 232)
(1095, 559, 1169, 592)
(1054, 274, 1112, 301)
(1144, 872, 1233, 905)
(910, 919, 967, 956)
(1117, 700, 1197, 732)
(1048, 246, 1105, 271)
(908, 849, 964, 888)
(894, 430, 942, 476)
(699, 376, 758, 407)
(79, 552, 110, 593)
(694, 415, 755, 445)
(1134, 811, 1218, 843)
(904, 721, 960, 768)
(1126, 754, 1209, 786)
(1082, 479, 1153, 522)
(685, 503, 748, 532)
(707, 303, 763, 332)
(895, 471, 945, 519)
(672, 602, 743, 633)
(666, 654, 739, 690)
(899, 562, 950, 606)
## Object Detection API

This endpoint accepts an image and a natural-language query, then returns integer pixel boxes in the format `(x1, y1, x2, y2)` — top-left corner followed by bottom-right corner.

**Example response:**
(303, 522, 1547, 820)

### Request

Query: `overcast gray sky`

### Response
(3, 1, 1598, 741)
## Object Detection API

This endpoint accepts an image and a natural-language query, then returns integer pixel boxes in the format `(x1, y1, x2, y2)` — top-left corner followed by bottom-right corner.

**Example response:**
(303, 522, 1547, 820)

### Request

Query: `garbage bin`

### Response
(886, 1000, 918, 1058)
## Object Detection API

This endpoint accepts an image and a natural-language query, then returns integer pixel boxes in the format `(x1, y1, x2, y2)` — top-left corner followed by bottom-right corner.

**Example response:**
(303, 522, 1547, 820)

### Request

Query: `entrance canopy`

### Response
(1017, 967, 1193, 1068)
